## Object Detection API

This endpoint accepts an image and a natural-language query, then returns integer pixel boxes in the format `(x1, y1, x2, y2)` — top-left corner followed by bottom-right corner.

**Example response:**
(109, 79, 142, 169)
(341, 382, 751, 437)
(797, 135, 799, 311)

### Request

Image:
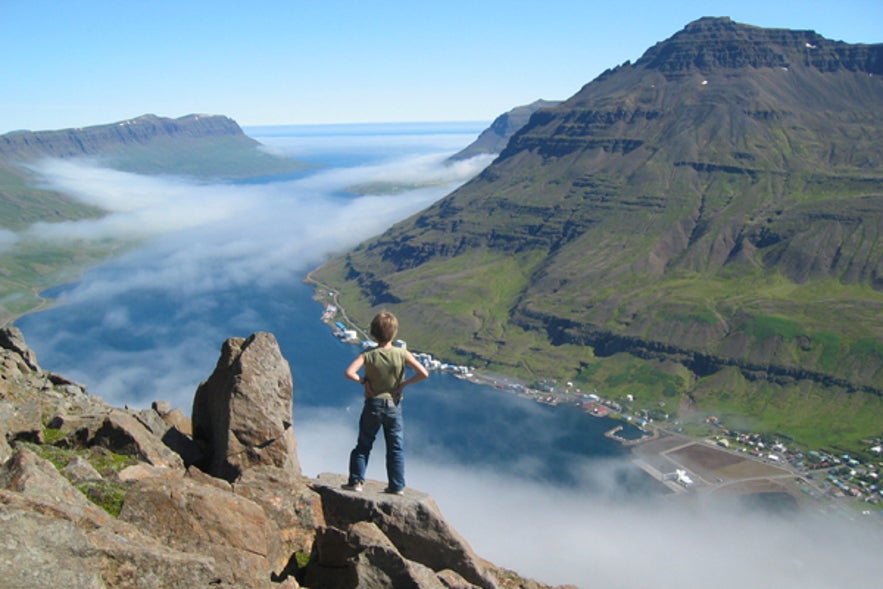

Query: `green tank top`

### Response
(363, 346, 406, 399)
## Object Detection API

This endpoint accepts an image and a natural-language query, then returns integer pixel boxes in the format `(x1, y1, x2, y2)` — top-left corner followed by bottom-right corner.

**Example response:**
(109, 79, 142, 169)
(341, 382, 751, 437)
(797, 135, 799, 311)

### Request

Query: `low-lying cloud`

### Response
(296, 408, 883, 589)
(20, 149, 490, 301)
(15, 135, 489, 410)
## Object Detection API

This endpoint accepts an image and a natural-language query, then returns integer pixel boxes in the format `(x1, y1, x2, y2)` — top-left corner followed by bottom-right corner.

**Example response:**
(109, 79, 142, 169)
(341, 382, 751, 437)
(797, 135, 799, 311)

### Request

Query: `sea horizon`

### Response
(244, 120, 490, 134)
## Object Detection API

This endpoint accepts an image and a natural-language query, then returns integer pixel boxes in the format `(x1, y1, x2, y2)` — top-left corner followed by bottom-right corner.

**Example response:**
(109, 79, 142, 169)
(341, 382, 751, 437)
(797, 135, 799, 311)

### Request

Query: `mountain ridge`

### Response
(630, 16, 881, 75)
(0, 113, 309, 182)
(310, 17, 883, 451)
(0, 113, 249, 160)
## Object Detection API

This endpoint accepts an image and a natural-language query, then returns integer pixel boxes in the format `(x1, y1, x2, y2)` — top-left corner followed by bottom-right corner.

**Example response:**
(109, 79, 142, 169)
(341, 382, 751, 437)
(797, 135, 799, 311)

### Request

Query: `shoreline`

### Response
(304, 272, 655, 445)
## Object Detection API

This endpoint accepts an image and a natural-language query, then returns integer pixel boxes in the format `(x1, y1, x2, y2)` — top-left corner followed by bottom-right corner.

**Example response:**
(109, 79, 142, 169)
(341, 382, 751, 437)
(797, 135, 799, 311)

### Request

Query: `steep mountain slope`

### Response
(312, 18, 883, 449)
(447, 99, 561, 161)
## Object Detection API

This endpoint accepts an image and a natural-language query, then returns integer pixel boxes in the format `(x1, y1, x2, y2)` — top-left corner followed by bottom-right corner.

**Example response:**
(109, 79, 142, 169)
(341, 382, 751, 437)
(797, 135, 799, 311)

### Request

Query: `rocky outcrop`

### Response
(309, 473, 499, 589)
(0, 327, 562, 589)
(119, 474, 280, 586)
(634, 16, 883, 75)
(0, 448, 224, 588)
(192, 332, 300, 481)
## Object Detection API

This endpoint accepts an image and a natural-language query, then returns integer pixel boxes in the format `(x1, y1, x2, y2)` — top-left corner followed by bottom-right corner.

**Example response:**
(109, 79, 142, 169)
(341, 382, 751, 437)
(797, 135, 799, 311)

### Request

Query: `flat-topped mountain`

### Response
(0, 113, 308, 184)
(1, 114, 246, 160)
(311, 18, 883, 451)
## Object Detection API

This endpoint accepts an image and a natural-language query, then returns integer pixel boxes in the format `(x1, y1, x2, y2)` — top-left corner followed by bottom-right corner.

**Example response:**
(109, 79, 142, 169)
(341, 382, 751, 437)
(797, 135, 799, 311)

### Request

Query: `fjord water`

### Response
(19, 122, 648, 485)
(16, 123, 656, 584)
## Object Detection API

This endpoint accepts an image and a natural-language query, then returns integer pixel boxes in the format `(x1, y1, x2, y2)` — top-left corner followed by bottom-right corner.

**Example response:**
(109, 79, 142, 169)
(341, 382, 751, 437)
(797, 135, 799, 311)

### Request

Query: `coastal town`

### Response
(319, 299, 882, 521)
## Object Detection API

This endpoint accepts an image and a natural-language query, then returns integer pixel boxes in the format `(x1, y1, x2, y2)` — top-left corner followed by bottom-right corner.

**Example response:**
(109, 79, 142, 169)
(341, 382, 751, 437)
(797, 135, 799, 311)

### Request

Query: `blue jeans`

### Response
(348, 397, 405, 491)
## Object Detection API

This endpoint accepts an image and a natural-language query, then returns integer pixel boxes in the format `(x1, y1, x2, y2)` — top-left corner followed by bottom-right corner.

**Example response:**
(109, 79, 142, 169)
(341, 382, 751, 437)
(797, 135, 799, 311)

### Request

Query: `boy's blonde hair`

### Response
(370, 311, 399, 344)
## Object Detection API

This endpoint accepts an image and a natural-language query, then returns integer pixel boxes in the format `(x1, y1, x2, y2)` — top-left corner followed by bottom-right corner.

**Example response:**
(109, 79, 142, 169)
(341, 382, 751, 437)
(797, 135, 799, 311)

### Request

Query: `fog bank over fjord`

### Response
(14, 127, 883, 589)
(18, 127, 491, 410)
(297, 410, 883, 589)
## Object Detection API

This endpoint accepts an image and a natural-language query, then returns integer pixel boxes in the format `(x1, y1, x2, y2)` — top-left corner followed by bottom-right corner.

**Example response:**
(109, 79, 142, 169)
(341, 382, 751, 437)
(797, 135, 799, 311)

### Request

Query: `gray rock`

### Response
(46, 411, 105, 439)
(162, 424, 204, 467)
(0, 504, 114, 589)
(186, 464, 234, 490)
(151, 400, 172, 415)
(311, 472, 498, 589)
(133, 405, 170, 436)
(0, 326, 40, 371)
(192, 332, 299, 481)
(89, 409, 184, 469)
(0, 398, 42, 443)
(0, 491, 230, 588)
(119, 475, 275, 588)
(132, 404, 204, 466)
(0, 434, 10, 464)
(60, 455, 102, 483)
(234, 465, 325, 569)
(0, 448, 111, 525)
(438, 568, 481, 589)
(306, 521, 480, 589)
(160, 405, 193, 436)
(151, 401, 193, 436)
(116, 462, 183, 483)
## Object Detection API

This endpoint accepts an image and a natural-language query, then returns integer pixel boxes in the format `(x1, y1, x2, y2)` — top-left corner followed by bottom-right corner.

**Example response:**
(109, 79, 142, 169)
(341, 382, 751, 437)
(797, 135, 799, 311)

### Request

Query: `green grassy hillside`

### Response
(310, 19, 883, 455)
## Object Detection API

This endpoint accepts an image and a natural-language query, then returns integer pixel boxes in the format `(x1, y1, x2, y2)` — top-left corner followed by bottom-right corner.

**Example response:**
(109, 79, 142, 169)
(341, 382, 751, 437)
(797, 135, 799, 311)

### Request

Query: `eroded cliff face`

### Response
(0, 327, 565, 589)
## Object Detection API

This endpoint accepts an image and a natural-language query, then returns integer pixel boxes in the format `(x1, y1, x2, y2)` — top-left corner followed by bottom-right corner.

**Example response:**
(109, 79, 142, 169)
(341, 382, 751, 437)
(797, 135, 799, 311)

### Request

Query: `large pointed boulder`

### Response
(191, 332, 299, 481)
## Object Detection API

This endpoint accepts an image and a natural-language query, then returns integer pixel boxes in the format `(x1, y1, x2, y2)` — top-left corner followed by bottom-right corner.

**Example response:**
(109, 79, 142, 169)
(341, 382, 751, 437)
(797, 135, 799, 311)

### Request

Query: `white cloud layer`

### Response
(15, 141, 489, 410)
(296, 408, 883, 589)
(26, 151, 489, 250)
(22, 150, 490, 301)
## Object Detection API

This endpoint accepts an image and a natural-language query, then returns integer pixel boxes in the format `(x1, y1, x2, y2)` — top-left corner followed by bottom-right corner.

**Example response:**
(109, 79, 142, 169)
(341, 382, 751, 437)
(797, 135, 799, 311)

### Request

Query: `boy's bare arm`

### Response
(344, 354, 366, 383)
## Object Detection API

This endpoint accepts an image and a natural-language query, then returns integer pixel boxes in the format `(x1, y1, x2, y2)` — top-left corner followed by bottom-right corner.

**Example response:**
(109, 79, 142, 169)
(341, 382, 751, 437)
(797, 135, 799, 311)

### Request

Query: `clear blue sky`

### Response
(2, 0, 880, 133)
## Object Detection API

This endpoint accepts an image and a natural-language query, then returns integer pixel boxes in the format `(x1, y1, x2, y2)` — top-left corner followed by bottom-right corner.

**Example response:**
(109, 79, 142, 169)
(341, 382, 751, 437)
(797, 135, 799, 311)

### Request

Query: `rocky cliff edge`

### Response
(0, 326, 569, 589)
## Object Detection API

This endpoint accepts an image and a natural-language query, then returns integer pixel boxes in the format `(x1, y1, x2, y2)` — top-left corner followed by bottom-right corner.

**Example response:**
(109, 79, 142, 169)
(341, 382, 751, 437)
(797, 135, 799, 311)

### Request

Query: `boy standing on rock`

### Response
(343, 311, 429, 494)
